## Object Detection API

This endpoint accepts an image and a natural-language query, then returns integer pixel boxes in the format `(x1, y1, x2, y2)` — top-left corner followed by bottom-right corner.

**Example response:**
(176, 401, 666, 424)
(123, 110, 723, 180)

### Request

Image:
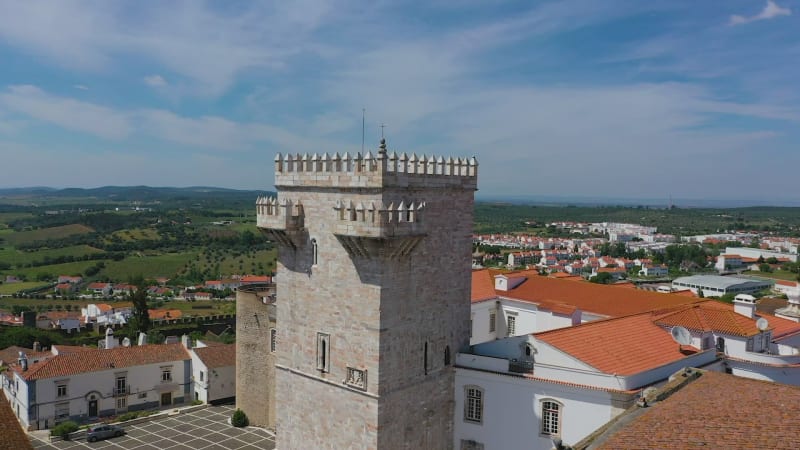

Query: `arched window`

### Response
(716, 336, 725, 353)
(444, 345, 451, 366)
(540, 399, 562, 436)
(463, 385, 484, 423)
(311, 238, 319, 266)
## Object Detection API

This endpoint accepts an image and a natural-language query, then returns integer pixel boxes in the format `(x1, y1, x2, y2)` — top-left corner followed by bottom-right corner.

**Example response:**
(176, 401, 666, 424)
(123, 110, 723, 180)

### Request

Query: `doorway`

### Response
(161, 392, 172, 407)
(88, 400, 98, 417)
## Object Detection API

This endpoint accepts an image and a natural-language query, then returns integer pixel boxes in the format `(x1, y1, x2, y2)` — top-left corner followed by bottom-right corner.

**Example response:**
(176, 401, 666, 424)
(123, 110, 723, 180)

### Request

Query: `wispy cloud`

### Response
(143, 75, 167, 88)
(0, 85, 131, 139)
(731, 0, 791, 26)
(73, 84, 89, 91)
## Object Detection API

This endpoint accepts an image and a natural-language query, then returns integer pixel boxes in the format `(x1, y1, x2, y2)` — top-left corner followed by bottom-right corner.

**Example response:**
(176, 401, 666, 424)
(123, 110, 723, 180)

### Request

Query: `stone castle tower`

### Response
(256, 140, 477, 449)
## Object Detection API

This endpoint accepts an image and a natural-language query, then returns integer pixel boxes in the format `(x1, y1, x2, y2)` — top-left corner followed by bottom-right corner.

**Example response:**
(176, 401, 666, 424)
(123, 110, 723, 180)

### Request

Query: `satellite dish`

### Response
(670, 326, 692, 346)
(756, 317, 769, 331)
(122, 337, 131, 347)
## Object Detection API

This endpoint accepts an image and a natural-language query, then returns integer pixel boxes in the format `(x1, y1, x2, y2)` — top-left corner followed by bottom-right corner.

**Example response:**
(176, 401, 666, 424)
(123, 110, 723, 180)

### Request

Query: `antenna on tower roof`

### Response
(362, 108, 366, 153)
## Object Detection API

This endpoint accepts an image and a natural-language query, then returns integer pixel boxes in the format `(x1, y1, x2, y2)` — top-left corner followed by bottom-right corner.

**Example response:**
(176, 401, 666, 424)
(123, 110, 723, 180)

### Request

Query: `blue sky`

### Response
(0, 0, 799, 203)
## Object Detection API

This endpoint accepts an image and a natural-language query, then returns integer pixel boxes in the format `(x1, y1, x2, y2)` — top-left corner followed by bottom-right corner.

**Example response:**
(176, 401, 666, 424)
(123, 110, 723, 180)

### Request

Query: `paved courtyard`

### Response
(29, 405, 275, 450)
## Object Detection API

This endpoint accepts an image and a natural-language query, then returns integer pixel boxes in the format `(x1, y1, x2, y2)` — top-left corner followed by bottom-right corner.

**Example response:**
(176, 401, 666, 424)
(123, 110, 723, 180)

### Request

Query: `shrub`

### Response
(117, 412, 139, 422)
(51, 420, 79, 437)
(231, 409, 249, 427)
(191, 399, 204, 406)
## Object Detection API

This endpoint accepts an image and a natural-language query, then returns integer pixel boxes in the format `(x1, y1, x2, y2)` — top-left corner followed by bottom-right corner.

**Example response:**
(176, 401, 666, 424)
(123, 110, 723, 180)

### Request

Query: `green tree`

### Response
(127, 276, 151, 334)
(589, 272, 614, 284)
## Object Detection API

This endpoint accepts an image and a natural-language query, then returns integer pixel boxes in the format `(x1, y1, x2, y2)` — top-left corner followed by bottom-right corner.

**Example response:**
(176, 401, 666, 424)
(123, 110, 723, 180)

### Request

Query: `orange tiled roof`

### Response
(775, 279, 797, 287)
(148, 309, 182, 320)
(11, 343, 190, 381)
(471, 269, 702, 317)
(193, 343, 236, 369)
(598, 371, 800, 449)
(241, 275, 271, 283)
(534, 313, 700, 376)
(654, 302, 762, 337)
(0, 397, 33, 449)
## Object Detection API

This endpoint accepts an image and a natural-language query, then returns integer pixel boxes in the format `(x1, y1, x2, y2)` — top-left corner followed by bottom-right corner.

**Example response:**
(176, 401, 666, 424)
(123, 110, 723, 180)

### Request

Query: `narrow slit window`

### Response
(317, 333, 330, 373)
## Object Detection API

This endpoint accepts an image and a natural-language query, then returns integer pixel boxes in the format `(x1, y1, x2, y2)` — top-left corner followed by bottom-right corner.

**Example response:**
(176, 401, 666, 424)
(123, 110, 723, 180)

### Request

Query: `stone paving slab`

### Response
(29, 404, 275, 450)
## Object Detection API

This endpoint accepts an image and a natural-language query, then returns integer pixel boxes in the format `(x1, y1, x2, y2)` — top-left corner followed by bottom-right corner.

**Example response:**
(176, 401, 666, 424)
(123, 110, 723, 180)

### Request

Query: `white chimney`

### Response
(181, 334, 191, 348)
(104, 327, 118, 349)
(18, 351, 28, 371)
(494, 274, 527, 291)
(137, 332, 147, 346)
(733, 294, 757, 319)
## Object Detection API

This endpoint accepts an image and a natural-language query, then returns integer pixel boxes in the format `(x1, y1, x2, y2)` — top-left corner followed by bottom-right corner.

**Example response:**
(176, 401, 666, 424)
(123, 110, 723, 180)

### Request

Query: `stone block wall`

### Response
(235, 285, 276, 429)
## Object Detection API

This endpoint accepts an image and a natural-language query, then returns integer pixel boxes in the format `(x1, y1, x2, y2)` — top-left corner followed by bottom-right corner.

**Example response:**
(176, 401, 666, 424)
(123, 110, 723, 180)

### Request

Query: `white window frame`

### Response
(464, 385, 483, 424)
(162, 368, 172, 382)
(116, 396, 127, 410)
(56, 384, 67, 398)
(489, 311, 496, 333)
(507, 313, 517, 337)
(540, 399, 562, 436)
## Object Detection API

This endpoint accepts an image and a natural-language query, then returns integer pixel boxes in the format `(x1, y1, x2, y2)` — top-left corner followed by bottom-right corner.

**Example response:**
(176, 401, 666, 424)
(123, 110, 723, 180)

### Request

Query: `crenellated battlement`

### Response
(273, 139, 477, 190)
(333, 199, 426, 239)
(256, 195, 305, 230)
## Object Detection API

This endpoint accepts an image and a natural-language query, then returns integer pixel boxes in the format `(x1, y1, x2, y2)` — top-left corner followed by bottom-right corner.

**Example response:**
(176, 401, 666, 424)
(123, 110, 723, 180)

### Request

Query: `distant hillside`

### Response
(0, 186, 275, 208)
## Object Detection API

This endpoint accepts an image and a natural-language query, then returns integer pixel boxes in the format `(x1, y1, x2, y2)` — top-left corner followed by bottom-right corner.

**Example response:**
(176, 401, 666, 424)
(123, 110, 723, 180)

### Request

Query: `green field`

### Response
(185, 248, 277, 278)
(743, 270, 799, 282)
(0, 244, 103, 267)
(3, 260, 98, 280)
(5, 224, 94, 245)
(101, 252, 199, 280)
(0, 281, 49, 294)
(106, 228, 160, 242)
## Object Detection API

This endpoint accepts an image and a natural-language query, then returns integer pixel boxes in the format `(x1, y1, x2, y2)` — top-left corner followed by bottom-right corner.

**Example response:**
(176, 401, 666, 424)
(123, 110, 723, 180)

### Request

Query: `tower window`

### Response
(317, 333, 330, 373)
(270, 328, 277, 353)
(424, 341, 429, 375)
(489, 311, 496, 333)
(444, 345, 451, 366)
(311, 238, 319, 266)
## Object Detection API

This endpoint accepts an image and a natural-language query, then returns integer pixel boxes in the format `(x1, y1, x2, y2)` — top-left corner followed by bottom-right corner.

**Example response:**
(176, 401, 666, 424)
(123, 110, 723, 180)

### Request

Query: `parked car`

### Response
(87, 424, 124, 442)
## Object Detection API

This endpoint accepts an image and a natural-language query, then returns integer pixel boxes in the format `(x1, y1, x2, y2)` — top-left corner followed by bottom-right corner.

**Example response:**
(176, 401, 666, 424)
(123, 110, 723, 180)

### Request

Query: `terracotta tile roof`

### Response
(775, 279, 798, 287)
(0, 397, 33, 449)
(192, 343, 236, 369)
(654, 302, 762, 337)
(534, 313, 699, 376)
(598, 371, 800, 449)
(0, 346, 33, 365)
(241, 275, 271, 283)
(11, 343, 189, 381)
(51, 344, 95, 355)
(761, 310, 800, 339)
(97, 303, 113, 312)
(88, 282, 110, 289)
(148, 309, 182, 320)
(471, 269, 702, 316)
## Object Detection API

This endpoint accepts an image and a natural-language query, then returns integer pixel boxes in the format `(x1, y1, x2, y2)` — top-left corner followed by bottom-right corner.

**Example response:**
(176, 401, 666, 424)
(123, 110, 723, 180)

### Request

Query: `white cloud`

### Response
(73, 84, 89, 90)
(0, 85, 131, 139)
(143, 75, 167, 87)
(730, 0, 791, 26)
(0, 0, 343, 97)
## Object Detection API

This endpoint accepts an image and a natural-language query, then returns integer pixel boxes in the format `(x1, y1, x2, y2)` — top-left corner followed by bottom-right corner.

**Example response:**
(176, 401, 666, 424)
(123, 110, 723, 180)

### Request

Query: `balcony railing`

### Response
(113, 385, 129, 396)
(509, 359, 534, 374)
